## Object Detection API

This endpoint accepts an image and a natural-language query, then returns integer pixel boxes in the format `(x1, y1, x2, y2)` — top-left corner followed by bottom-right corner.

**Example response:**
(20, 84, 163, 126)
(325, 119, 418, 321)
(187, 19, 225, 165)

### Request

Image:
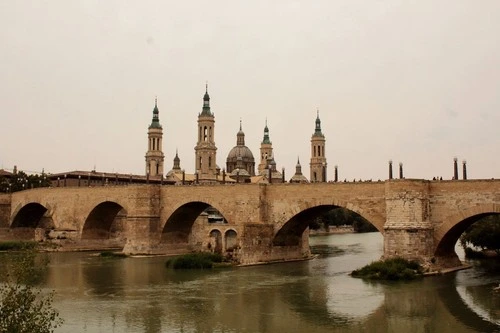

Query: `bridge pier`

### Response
(238, 224, 311, 265)
(122, 216, 161, 255)
(384, 181, 436, 265)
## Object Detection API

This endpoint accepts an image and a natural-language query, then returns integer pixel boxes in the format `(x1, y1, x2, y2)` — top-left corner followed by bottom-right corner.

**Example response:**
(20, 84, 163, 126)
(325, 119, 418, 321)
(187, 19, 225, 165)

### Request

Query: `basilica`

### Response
(147, 85, 328, 185)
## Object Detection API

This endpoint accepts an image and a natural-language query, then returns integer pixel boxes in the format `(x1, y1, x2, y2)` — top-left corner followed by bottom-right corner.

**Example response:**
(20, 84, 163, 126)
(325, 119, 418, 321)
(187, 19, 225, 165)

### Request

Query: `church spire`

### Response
(149, 97, 162, 129)
(262, 118, 271, 144)
(201, 83, 211, 116)
(237, 119, 245, 146)
(313, 109, 323, 136)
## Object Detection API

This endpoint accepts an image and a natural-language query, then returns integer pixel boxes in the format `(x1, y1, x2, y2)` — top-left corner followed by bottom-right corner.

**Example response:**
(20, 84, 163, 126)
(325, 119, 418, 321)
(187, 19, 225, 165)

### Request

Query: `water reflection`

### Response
(1, 233, 499, 332)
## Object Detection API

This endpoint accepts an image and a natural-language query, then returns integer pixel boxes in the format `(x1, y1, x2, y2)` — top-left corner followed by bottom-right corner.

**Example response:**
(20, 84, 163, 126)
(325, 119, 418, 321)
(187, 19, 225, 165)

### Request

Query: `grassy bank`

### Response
(0, 241, 38, 251)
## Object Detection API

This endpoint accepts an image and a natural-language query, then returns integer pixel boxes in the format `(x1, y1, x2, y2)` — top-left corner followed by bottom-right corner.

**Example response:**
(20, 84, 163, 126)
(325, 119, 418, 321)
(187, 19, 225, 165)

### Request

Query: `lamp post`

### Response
(64, 174, 67, 187)
(78, 175, 81, 187)
(236, 168, 240, 184)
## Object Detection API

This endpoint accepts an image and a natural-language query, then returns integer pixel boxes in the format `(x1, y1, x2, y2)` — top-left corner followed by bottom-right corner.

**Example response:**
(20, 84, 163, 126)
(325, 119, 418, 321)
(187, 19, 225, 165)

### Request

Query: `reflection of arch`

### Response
(209, 229, 222, 254)
(438, 276, 500, 332)
(11, 202, 51, 228)
(161, 201, 228, 244)
(434, 204, 500, 258)
(273, 205, 380, 246)
(82, 201, 127, 240)
(225, 229, 238, 251)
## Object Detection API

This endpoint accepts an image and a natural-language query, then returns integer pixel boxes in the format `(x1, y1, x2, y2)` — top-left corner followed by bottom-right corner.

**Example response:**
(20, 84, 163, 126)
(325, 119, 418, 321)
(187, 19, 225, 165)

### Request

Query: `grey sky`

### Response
(1, 0, 499, 181)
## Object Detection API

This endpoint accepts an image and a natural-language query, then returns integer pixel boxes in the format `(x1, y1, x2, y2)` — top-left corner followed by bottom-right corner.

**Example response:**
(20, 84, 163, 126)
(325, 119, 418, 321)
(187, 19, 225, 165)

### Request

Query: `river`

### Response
(2, 233, 500, 332)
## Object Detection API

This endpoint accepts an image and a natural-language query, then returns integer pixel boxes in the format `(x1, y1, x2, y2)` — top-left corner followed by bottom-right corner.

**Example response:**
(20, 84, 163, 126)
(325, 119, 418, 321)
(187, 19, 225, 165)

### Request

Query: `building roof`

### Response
(0, 169, 13, 177)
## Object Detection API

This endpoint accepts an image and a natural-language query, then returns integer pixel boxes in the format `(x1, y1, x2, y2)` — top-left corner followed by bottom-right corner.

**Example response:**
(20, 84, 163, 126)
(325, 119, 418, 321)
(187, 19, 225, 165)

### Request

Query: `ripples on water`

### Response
(1, 233, 499, 332)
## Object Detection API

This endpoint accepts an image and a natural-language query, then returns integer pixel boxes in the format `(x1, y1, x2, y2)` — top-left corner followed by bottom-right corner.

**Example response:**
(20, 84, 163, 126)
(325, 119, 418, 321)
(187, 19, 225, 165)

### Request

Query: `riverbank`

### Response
(310, 226, 354, 236)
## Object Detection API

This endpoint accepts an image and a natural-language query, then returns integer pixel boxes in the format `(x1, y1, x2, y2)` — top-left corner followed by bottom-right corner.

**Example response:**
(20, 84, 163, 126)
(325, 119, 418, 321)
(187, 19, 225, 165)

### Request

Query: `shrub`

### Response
(166, 252, 224, 269)
(0, 249, 63, 332)
(99, 251, 127, 258)
(351, 257, 423, 281)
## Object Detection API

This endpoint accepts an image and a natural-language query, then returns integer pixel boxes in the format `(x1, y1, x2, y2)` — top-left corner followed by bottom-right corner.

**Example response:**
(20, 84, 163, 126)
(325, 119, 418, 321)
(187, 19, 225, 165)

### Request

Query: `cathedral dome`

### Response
(227, 145, 254, 160)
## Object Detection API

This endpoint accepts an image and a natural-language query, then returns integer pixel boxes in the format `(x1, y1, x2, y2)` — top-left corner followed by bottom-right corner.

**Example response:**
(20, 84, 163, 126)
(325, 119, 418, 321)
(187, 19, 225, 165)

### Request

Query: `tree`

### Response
(0, 171, 51, 193)
(0, 249, 62, 332)
(312, 207, 377, 233)
(460, 215, 500, 255)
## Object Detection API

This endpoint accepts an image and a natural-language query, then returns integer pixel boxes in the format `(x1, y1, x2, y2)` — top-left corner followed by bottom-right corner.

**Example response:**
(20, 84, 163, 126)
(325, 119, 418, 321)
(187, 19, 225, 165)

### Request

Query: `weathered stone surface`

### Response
(0, 179, 499, 267)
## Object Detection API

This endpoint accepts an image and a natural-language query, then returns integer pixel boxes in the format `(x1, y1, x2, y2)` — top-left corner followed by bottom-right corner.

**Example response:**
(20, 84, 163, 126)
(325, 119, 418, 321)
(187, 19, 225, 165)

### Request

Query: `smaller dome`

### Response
(231, 168, 250, 177)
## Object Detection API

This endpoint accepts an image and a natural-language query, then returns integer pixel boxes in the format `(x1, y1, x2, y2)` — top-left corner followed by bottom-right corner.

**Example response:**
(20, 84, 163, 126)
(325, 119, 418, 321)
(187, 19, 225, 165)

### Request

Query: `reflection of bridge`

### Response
(1, 179, 499, 266)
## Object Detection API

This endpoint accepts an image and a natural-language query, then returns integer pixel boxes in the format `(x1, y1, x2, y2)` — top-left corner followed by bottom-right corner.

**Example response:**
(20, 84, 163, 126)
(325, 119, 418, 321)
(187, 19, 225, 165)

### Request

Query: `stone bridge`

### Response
(0, 179, 499, 268)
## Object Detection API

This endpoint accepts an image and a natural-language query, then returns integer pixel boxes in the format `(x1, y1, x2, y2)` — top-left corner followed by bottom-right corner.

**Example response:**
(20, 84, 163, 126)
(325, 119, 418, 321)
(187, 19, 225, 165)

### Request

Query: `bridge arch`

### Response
(81, 201, 128, 241)
(161, 201, 231, 244)
(434, 204, 500, 258)
(11, 202, 52, 229)
(273, 200, 385, 246)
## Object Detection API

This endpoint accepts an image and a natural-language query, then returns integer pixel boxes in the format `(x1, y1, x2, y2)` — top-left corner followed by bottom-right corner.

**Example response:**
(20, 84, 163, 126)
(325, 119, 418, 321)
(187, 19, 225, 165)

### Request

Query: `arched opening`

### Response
(209, 229, 223, 254)
(273, 205, 378, 247)
(12, 203, 49, 228)
(11, 202, 52, 240)
(82, 201, 127, 248)
(225, 229, 238, 252)
(161, 202, 229, 249)
(434, 212, 500, 266)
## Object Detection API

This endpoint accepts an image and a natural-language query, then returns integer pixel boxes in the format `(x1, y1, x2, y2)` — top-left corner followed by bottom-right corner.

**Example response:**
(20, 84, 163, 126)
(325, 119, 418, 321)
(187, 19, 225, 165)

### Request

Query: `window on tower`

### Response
(204, 126, 208, 141)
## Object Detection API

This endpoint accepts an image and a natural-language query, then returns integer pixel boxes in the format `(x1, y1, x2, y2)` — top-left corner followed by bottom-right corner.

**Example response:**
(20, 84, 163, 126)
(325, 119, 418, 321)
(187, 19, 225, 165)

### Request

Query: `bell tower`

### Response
(145, 98, 165, 177)
(258, 119, 273, 175)
(194, 84, 218, 182)
(310, 110, 327, 182)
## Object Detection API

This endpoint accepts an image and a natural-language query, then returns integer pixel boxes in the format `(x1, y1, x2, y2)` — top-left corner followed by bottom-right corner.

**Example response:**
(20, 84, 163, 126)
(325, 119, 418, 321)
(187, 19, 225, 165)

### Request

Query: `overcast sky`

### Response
(1, 1, 499, 181)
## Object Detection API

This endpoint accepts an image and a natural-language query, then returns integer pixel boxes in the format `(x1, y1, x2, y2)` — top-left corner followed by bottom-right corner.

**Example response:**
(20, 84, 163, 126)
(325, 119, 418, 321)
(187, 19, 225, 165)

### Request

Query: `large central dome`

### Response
(226, 121, 255, 177)
(227, 145, 254, 160)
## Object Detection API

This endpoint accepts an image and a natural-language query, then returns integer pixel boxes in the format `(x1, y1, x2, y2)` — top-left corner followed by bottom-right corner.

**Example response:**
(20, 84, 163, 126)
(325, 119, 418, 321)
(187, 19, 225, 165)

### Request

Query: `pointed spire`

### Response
(313, 108, 323, 137)
(172, 148, 181, 170)
(201, 83, 212, 116)
(295, 156, 303, 175)
(237, 119, 245, 146)
(149, 97, 162, 129)
(262, 119, 271, 144)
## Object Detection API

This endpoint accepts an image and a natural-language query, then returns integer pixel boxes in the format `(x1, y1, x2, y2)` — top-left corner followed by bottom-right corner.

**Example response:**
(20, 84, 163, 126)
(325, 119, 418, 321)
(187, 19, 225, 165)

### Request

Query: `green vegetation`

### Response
(460, 215, 500, 257)
(0, 250, 63, 332)
(309, 207, 378, 233)
(0, 170, 51, 193)
(0, 241, 38, 251)
(99, 251, 128, 258)
(351, 257, 423, 281)
(165, 252, 226, 269)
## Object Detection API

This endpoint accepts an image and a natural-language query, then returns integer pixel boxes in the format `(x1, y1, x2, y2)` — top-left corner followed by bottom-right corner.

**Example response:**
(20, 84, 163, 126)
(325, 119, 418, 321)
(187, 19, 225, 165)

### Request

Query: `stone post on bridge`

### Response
(383, 180, 434, 265)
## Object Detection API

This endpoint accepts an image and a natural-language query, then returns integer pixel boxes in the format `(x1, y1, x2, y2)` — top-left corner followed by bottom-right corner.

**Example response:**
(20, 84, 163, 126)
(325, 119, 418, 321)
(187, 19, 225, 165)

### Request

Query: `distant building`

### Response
(310, 110, 327, 182)
(226, 120, 255, 182)
(289, 158, 309, 183)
